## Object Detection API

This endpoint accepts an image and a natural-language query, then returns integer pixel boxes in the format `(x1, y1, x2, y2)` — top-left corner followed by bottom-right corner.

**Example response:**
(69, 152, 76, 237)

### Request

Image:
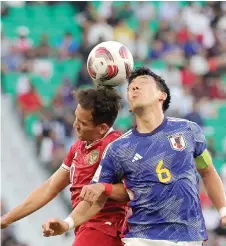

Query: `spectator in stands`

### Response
(159, 1, 179, 22)
(87, 16, 113, 46)
(76, 66, 92, 88)
(208, 76, 226, 100)
(1, 199, 30, 246)
(184, 102, 204, 127)
(134, 1, 155, 21)
(149, 39, 165, 59)
(35, 34, 54, 58)
(17, 84, 42, 120)
(114, 20, 135, 51)
(183, 32, 202, 57)
(117, 2, 133, 20)
(1, 2, 226, 244)
(14, 26, 33, 54)
(131, 21, 151, 61)
(161, 30, 184, 65)
(32, 57, 53, 79)
(64, 113, 76, 147)
(52, 78, 75, 116)
(16, 64, 31, 96)
(198, 97, 217, 119)
(57, 32, 79, 59)
(3, 45, 25, 72)
(49, 129, 66, 172)
(189, 48, 209, 75)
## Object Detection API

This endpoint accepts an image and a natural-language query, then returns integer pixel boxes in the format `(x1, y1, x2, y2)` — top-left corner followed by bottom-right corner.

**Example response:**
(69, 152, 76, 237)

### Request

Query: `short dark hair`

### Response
(73, 86, 122, 127)
(128, 67, 171, 112)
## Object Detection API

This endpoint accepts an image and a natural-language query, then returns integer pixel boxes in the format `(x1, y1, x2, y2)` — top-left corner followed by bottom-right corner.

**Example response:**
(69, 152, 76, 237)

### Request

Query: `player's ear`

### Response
(159, 91, 167, 103)
(99, 123, 109, 135)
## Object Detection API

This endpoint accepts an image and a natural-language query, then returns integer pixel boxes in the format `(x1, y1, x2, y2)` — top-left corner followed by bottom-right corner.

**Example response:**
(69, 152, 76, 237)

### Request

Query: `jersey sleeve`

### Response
(189, 122, 207, 157)
(61, 145, 75, 172)
(189, 122, 212, 169)
(92, 144, 124, 184)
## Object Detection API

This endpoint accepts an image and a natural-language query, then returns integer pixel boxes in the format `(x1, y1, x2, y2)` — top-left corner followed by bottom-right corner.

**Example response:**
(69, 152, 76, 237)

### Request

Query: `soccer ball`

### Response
(87, 41, 134, 87)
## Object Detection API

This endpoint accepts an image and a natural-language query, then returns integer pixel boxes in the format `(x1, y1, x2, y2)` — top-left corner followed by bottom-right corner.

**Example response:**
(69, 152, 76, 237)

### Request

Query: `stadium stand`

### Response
(1, 1, 226, 245)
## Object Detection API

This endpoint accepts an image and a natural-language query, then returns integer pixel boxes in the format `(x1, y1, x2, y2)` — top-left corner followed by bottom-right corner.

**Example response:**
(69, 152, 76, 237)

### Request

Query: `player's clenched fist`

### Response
(42, 218, 69, 237)
(80, 183, 105, 203)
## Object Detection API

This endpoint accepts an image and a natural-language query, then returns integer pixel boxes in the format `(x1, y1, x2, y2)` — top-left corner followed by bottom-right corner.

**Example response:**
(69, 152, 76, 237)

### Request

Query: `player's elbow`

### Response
(108, 184, 130, 202)
(115, 194, 130, 203)
(198, 163, 217, 179)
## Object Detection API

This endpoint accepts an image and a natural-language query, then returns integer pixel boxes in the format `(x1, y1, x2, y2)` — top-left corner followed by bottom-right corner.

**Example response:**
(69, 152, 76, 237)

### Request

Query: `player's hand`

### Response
(80, 183, 105, 203)
(42, 218, 69, 237)
(221, 216, 226, 227)
(1, 216, 10, 229)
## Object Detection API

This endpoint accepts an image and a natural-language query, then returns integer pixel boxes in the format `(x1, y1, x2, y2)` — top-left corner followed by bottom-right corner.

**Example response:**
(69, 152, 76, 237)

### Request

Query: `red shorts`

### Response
(73, 226, 124, 246)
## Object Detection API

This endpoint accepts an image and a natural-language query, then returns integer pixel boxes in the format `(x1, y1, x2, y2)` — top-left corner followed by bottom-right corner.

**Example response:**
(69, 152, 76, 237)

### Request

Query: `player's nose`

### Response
(73, 119, 79, 129)
(132, 84, 140, 91)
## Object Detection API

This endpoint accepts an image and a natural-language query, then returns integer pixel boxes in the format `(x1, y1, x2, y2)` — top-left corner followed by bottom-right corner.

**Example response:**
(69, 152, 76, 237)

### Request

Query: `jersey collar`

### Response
(85, 127, 114, 149)
(132, 117, 168, 137)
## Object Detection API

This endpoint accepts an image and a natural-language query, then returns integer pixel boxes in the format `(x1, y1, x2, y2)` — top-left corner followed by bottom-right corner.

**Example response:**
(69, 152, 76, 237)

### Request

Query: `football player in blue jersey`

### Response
(42, 67, 226, 246)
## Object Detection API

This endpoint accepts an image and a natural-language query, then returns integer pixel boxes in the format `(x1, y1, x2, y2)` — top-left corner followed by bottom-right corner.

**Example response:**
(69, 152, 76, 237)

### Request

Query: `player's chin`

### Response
(77, 134, 84, 140)
(76, 132, 83, 140)
(133, 104, 143, 111)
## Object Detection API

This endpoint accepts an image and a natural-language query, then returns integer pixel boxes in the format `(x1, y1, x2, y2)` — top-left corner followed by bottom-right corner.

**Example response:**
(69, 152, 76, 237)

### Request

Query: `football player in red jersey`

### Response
(1, 87, 129, 246)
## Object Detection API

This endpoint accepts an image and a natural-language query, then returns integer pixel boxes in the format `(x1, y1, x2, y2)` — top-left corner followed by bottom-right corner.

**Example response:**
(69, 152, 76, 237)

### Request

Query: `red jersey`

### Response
(61, 129, 128, 237)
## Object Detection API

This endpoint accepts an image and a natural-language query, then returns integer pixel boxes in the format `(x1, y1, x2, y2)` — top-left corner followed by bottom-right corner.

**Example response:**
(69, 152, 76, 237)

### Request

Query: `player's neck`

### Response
(135, 106, 165, 134)
(86, 128, 112, 146)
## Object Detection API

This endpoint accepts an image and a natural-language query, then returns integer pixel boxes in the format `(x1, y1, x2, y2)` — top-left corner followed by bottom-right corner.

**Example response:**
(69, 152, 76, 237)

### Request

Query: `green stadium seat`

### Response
(127, 16, 139, 31)
(222, 74, 226, 86)
(134, 61, 145, 68)
(24, 113, 40, 137)
(52, 2, 76, 17)
(149, 60, 167, 71)
(2, 73, 20, 98)
(91, 1, 102, 10)
(8, 6, 29, 22)
(149, 19, 159, 34)
(115, 116, 133, 132)
(213, 157, 225, 174)
(2, 20, 18, 38)
(56, 59, 82, 83)
(31, 75, 58, 106)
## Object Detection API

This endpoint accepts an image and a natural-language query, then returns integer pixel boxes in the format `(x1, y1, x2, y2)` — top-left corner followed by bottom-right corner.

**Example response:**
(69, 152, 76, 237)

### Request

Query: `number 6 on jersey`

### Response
(156, 160, 172, 183)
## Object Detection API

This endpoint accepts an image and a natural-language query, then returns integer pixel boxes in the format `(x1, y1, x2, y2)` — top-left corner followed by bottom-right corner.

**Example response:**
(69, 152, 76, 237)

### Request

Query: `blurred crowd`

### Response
(1, 200, 30, 246)
(1, 1, 226, 245)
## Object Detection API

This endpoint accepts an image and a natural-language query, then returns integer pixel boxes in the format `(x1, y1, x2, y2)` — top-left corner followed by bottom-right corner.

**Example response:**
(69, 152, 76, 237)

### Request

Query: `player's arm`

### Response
(196, 150, 226, 212)
(191, 122, 226, 224)
(42, 196, 107, 237)
(109, 183, 129, 202)
(41, 144, 128, 237)
(80, 144, 128, 204)
(80, 182, 129, 203)
(42, 144, 128, 237)
(1, 168, 70, 229)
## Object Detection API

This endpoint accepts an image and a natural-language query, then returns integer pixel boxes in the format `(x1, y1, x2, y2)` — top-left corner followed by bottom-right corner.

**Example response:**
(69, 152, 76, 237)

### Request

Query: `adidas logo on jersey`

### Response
(132, 153, 143, 162)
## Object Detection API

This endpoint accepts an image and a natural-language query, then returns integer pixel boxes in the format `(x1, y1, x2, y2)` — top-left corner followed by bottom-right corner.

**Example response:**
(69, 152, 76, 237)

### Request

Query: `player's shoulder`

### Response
(99, 128, 122, 147)
(166, 117, 200, 131)
(106, 129, 133, 150)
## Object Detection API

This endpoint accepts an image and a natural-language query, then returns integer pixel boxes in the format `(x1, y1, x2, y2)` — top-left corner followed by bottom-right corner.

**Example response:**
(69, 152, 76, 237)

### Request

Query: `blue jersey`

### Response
(92, 117, 208, 242)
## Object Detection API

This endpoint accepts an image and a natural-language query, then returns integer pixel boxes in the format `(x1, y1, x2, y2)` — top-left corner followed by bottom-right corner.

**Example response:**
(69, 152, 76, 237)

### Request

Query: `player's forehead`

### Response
(129, 75, 155, 86)
(75, 104, 93, 121)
